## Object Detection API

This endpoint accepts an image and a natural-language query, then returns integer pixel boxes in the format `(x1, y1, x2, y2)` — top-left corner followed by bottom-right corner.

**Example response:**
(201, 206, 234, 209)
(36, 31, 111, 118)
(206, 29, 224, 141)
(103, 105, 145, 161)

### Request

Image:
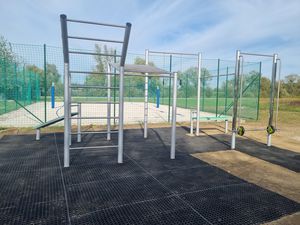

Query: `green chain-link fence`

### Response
(0, 43, 261, 127)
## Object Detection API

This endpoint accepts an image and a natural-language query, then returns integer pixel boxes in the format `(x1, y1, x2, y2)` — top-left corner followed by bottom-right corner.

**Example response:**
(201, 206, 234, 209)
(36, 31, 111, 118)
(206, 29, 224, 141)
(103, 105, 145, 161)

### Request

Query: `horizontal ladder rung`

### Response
(68, 36, 123, 44)
(70, 70, 119, 75)
(69, 51, 121, 57)
(70, 85, 118, 89)
(66, 19, 126, 28)
(71, 117, 119, 119)
(70, 145, 118, 150)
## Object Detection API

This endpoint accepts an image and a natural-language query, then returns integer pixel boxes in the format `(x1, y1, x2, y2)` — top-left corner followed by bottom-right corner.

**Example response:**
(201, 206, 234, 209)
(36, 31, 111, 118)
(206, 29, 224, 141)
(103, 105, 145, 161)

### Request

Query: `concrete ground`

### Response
(0, 101, 216, 127)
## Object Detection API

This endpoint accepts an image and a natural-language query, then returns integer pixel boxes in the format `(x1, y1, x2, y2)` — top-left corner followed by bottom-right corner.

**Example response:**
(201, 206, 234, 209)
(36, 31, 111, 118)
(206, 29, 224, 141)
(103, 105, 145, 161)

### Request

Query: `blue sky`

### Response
(0, 0, 299, 77)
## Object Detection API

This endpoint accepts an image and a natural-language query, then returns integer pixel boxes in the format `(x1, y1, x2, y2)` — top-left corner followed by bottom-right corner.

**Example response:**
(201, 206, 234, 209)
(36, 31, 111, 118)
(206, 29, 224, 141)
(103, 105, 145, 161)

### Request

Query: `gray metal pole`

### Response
(170, 72, 177, 159)
(144, 49, 149, 138)
(267, 54, 278, 146)
(107, 64, 111, 141)
(196, 53, 202, 135)
(77, 103, 81, 142)
(118, 66, 125, 163)
(231, 50, 241, 150)
(60, 14, 70, 167)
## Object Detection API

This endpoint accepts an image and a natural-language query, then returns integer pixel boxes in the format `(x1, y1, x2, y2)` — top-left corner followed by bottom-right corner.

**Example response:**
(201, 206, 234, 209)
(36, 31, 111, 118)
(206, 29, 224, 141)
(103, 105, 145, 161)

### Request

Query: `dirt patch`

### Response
(263, 212, 300, 225)
(192, 150, 300, 203)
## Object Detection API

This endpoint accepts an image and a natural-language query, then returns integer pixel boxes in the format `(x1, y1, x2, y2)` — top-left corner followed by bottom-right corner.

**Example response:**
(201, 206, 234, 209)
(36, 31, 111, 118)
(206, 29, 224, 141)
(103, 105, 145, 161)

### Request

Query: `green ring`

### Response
(266, 125, 275, 134)
(237, 126, 245, 136)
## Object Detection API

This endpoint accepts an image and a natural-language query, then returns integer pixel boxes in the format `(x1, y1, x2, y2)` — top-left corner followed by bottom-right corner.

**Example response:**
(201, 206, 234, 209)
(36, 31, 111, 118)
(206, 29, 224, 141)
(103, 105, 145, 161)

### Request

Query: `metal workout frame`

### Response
(146, 50, 202, 136)
(60, 14, 131, 167)
(231, 50, 280, 149)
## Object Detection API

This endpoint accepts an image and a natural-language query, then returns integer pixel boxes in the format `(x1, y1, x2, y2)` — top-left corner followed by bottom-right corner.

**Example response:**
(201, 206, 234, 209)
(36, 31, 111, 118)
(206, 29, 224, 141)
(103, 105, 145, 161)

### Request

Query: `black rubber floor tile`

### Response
(181, 183, 300, 225)
(0, 169, 64, 209)
(63, 160, 146, 186)
(0, 200, 67, 225)
(152, 166, 245, 194)
(66, 174, 172, 216)
(71, 196, 211, 225)
(131, 154, 210, 173)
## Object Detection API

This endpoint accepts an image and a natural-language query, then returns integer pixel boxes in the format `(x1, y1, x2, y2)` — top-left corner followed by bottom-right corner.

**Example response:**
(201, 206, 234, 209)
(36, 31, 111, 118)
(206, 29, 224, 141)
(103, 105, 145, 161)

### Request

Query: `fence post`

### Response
(224, 66, 229, 115)
(14, 63, 17, 109)
(185, 73, 188, 108)
(4, 59, 7, 113)
(43, 44, 47, 122)
(216, 59, 220, 117)
(168, 54, 172, 123)
(23, 65, 25, 106)
(256, 62, 262, 120)
(113, 50, 117, 125)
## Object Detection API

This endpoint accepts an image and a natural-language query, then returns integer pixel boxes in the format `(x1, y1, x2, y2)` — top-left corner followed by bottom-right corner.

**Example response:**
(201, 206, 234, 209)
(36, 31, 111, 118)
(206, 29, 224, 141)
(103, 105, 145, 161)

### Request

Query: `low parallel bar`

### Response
(240, 52, 274, 58)
(66, 19, 126, 28)
(71, 102, 119, 105)
(68, 36, 123, 44)
(124, 73, 174, 78)
(71, 116, 119, 119)
(71, 131, 118, 135)
(70, 70, 119, 75)
(70, 145, 118, 150)
(69, 51, 121, 57)
(70, 85, 118, 89)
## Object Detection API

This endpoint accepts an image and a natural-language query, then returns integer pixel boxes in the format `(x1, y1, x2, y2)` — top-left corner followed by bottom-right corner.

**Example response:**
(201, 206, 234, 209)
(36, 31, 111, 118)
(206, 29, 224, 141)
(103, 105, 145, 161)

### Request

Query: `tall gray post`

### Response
(196, 53, 202, 135)
(231, 50, 241, 150)
(267, 54, 278, 146)
(170, 72, 177, 159)
(60, 14, 70, 167)
(144, 49, 149, 138)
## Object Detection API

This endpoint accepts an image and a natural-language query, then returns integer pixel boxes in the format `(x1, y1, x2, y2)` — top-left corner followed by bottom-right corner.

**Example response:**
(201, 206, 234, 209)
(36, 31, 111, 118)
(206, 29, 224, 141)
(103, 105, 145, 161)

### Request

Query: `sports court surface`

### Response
(0, 126, 299, 224)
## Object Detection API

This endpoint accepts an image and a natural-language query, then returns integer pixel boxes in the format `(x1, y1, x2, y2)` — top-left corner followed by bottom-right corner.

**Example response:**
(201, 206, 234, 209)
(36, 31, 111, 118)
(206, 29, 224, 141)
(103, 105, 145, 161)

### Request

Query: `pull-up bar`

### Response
(239, 52, 275, 58)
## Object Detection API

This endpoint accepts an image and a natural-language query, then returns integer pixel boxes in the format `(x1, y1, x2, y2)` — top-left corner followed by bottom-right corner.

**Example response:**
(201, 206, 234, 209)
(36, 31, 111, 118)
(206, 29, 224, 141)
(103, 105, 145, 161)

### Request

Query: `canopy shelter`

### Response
(108, 63, 178, 163)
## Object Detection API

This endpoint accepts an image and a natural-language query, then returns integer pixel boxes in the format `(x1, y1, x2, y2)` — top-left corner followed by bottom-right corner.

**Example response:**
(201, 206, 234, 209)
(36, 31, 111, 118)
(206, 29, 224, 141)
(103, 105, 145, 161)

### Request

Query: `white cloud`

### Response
(0, 0, 299, 75)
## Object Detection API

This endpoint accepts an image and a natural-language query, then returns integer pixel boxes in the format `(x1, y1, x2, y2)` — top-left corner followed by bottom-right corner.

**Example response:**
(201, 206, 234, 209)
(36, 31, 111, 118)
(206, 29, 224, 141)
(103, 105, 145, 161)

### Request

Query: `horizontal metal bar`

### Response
(70, 117, 119, 119)
(70, 85, 118, 89)
(70, 145, 118, 150)
(70, 70, 119, 75)
(240, 52, 274, 58)
(202, 72, 235, 79)
(68, 36, 123, 44)
(148, 50, 198, 56)
(71, 131, 118, 135)
(124, 73, 174, 78)
(66, 19, 126, 28)
(71, 101, 119, 104)
(69, 51, 121, 57)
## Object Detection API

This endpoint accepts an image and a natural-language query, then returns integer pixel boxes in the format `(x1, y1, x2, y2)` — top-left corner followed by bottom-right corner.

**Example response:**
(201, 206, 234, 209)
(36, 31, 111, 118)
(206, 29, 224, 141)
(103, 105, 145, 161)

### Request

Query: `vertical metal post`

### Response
(196, 53, 202, 136)
(113, 50, 117, 125)
(201, 70, 205, 111)
(168, 55, 172, 123)
(216, 59, 220, 117)
(107, 64, 111, 140)
(170, 72, 177, 159)
(144, 49, 149, 138)
(267, 54, 278, 147)
(60, 14, 70, 167)
(14, 63, 17, 109)
(185, 73, 188, 108)
(224, 67, 229, 114)
(43, 44, 47, 122)
(4, 59, 7, 113)
(118, 66, 124, 163)
(77, 103, 81, 142)
(190, 110, 193, 135)
(231, 50, 241, 150)
(256, 62, 262, 120)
